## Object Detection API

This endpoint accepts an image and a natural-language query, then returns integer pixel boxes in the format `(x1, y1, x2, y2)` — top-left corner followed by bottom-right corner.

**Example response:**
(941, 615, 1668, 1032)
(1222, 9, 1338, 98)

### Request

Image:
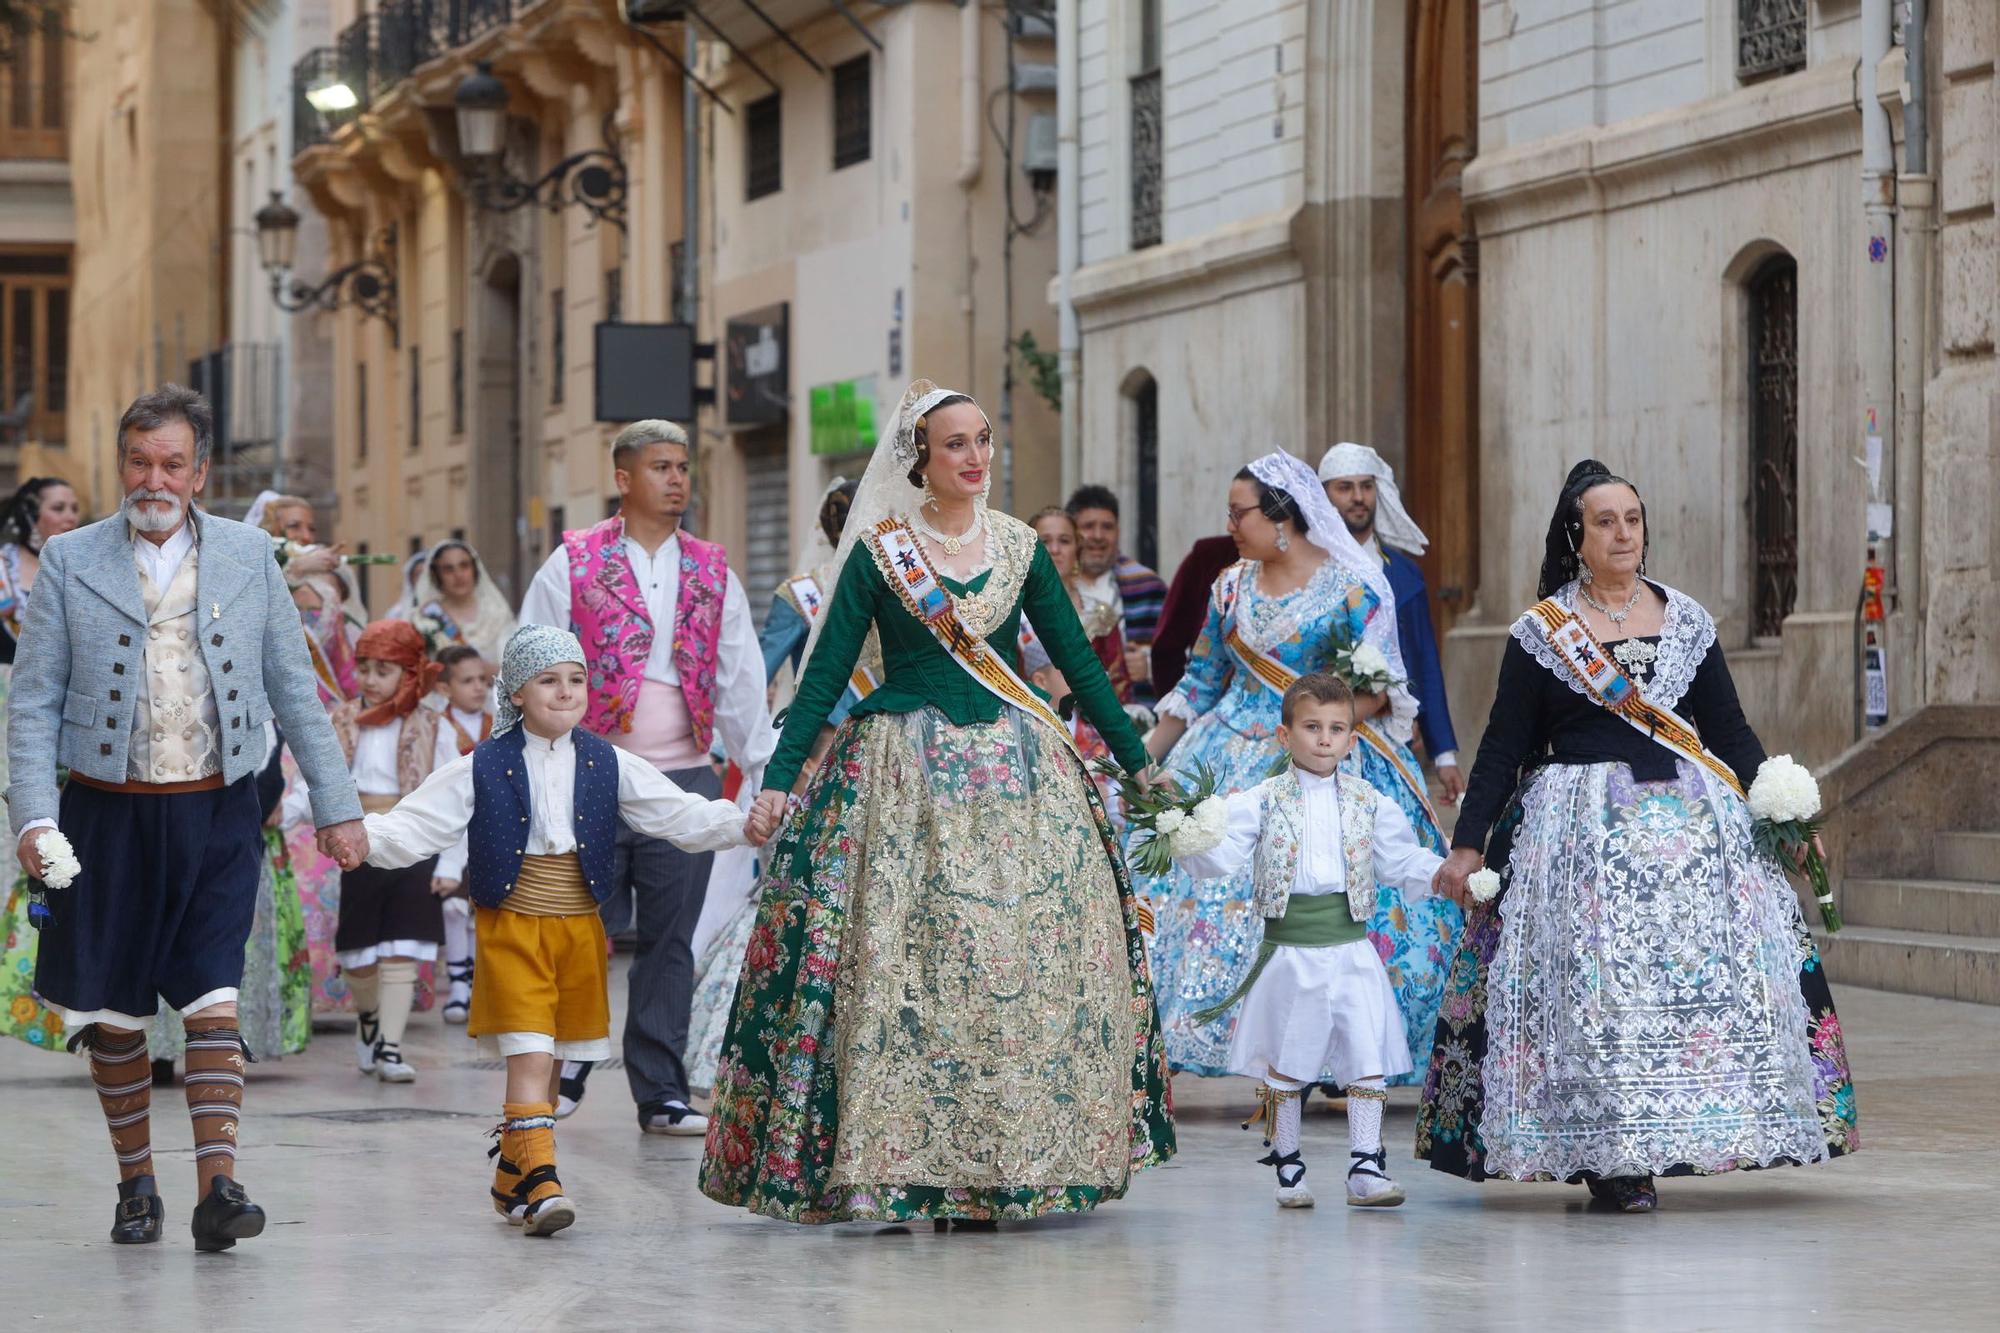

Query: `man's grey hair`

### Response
(611, 419, 689, 468)
(117, 383, 215, 470)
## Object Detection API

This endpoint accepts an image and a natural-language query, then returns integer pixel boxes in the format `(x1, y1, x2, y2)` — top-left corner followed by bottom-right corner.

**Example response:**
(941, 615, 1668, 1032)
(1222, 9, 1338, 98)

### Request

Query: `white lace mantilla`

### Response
(1509, 579, 1716, 712)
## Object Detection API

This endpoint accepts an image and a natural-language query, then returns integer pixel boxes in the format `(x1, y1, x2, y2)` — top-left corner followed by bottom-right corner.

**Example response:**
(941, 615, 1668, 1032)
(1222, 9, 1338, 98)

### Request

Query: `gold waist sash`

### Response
(504, 853, 597, 917)
(359, 793, 400, 815)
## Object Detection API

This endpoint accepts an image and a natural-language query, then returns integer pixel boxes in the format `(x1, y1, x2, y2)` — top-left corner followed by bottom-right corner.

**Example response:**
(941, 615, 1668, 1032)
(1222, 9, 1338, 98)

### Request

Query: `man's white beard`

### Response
(1078, 550, 1116, 578)
(122, 488, 185, 533)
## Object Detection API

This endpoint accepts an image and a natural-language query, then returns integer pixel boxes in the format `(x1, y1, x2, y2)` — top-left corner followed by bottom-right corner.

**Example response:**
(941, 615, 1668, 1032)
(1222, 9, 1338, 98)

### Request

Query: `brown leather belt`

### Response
(70, 773, 226, 796)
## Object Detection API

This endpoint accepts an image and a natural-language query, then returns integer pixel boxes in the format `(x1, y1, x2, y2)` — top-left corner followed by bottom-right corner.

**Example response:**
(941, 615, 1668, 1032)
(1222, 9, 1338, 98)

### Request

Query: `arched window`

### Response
(1127, 370, 1159, 570)
(1748, 254, 1798, 638)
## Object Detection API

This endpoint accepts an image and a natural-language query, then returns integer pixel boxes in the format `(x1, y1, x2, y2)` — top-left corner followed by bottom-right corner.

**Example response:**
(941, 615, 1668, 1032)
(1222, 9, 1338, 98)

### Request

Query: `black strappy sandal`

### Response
(1258, 1148, 1313, 1208)
(1345, 1150, 1406, 1207)
(442, 960, 474, 1024)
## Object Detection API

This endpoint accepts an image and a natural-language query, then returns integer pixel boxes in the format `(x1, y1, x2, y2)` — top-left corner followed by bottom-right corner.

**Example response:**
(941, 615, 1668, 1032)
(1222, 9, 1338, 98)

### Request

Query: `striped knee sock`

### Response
(88, 1027, 154, 1182)
(182, 1017, 247, 1194)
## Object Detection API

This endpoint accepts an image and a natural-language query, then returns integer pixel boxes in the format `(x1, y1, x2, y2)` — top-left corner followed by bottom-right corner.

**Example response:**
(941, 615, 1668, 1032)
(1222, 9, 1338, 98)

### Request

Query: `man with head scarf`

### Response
(516, 419, 774, 1137)
(1319, 443, 1463, 804)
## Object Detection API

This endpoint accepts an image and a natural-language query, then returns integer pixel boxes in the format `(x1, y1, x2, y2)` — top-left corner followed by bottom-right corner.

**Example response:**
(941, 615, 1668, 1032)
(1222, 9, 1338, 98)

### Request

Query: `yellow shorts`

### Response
(467, 906, 610, 1046)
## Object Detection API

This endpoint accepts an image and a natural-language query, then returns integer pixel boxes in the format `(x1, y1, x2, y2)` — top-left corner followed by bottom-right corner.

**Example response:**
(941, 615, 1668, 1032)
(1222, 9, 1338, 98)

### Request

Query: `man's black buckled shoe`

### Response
(111, 1175, 164, 1245)
(190, 1177, 266, 1253)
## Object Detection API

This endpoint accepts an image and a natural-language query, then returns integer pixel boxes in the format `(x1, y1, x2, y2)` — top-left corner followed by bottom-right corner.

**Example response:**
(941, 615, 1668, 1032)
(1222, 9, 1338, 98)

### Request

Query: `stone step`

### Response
(1843, 877, 2000, 937)
(1934, 832, 2000, 883)
(1815, 925, 2000, 1005)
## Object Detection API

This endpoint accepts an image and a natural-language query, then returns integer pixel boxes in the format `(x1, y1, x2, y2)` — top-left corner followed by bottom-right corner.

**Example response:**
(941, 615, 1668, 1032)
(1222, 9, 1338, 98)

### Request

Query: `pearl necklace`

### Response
(914, 504, 986, 558)
(1580, 581, 1643, 626)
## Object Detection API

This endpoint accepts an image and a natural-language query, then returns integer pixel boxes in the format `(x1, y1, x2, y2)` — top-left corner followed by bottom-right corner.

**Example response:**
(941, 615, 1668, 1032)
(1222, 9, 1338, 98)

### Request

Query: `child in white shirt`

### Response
(431, 644, 496, 1024)
(1178, 671, 1442, 1208)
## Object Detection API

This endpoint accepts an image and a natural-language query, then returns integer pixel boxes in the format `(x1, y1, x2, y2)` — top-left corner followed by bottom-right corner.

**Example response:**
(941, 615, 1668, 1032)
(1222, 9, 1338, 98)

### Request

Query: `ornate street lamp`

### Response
(452, 62, 628, 232)
(253, 192, 400, 343)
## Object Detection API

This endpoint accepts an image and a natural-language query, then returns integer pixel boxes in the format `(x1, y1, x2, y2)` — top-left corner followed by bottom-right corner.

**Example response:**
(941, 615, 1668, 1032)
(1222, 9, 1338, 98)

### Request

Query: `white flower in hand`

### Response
(1168, 797, 1229, 858)
(1467, 867, 1501, 904)
(1153, 807, 1188, 836)
(35, 830, 81, 890)
(1350, 644, 1392, 680)
(1747, 754, 1821, 824)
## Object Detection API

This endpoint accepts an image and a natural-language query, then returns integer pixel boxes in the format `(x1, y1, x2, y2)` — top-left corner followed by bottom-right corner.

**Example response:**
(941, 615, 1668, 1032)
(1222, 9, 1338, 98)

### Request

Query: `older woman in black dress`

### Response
(1420, 461, 1858, 1212)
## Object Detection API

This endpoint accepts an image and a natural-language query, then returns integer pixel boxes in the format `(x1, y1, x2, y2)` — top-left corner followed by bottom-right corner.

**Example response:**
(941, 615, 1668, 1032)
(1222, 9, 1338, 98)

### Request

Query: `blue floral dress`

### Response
(1139, 557, 1462, 1083)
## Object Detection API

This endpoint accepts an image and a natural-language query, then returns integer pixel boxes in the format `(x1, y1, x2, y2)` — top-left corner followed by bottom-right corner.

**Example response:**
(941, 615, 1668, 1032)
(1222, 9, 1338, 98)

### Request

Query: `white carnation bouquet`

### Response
(1466, 867, 1502, 904)
(1326, 621, 1400, 696)
(1747, 754, 1839, 932)
(24, 829, 81, 929)
(1096, 759, 1229, 879)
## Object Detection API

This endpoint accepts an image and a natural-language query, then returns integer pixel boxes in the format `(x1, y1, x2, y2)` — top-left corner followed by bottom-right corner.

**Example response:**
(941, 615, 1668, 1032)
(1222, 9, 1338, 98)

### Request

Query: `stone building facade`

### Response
(0, 2, 73, 486)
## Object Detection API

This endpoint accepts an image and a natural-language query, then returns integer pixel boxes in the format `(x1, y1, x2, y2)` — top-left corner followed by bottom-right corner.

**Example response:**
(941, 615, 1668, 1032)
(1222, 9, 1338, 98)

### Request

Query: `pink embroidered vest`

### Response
(563, 515, 730, 750)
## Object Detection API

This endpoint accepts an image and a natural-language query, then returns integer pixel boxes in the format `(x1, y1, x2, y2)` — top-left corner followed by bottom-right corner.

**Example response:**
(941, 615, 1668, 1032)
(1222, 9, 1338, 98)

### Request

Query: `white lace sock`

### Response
(1345, 1076, 1398, 1199)
(1269, 1077, 1304, 1158)
(377, 959, 419, 1050)
(441, 898, 473, 974)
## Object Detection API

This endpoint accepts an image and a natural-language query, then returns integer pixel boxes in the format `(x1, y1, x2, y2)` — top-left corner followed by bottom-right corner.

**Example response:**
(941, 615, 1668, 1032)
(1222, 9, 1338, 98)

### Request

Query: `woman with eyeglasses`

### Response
(1133, 451, 1462, 1093)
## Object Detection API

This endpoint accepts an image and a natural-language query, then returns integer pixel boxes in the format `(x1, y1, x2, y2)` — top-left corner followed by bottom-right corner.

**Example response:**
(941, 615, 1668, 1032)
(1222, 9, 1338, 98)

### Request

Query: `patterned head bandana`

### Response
(354, 619, 440, 727)
(495, 624, 587, 737)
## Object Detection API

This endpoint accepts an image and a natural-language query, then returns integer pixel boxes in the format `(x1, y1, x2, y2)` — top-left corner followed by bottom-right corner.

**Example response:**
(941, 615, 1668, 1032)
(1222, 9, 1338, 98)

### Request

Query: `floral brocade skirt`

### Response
(1416, 760, 1859, 1182)
(698, 707, 1176, 1224)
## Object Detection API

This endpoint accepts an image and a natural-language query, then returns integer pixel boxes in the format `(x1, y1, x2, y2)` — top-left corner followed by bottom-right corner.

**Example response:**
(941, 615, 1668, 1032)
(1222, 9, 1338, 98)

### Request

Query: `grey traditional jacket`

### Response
(5, 508, 363, 836)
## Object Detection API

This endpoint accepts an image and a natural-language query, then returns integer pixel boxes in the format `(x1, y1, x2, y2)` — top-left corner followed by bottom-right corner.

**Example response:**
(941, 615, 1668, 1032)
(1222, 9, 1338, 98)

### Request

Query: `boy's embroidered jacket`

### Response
(1249, 767, 1380, 923)
(466, 725, 620, 909)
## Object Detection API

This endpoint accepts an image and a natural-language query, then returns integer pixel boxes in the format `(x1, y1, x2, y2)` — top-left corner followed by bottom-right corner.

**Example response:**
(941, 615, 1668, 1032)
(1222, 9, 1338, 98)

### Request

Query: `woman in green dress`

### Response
(699, 380, 1175, 1226)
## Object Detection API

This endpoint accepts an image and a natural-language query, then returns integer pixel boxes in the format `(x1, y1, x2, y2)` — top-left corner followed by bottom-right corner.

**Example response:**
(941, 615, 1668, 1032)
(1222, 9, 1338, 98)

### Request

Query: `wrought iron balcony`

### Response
(290, 0, 521, 153)
(1737, 0, 1808, 81)
(1130, 68, 1162, 250)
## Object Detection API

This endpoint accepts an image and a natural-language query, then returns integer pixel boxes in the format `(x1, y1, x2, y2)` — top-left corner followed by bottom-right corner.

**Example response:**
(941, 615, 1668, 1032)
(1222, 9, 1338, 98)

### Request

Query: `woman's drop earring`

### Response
(1276, 530, 1291, 554)
(920, 474, 938, 511)
(1579, 563, 1593, 585)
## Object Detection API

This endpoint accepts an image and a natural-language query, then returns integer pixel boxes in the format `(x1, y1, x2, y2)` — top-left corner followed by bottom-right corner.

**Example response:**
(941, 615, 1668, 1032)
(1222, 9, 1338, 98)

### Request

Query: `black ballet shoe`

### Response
(190, 1178, 266, 1253)
(111, 1175, 164, 1245)
(1586, 1175, 1656, 1213)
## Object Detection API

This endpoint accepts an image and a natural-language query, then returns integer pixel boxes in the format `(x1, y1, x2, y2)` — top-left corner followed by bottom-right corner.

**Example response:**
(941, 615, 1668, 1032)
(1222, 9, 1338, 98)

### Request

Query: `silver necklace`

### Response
(1580, 581, 1643, 626)
(914, 505, 986, 558)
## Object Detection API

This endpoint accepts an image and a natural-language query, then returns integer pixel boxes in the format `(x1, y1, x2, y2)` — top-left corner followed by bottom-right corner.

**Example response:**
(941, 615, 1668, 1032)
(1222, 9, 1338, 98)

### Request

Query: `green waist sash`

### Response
(1191, 893, 1367, 1025)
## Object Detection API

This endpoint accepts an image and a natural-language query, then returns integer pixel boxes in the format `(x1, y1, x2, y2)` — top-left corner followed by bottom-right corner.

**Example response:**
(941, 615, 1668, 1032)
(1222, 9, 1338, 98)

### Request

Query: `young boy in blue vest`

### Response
(360, 626, 768, 1236)
(1177, 672, 1443, 1209)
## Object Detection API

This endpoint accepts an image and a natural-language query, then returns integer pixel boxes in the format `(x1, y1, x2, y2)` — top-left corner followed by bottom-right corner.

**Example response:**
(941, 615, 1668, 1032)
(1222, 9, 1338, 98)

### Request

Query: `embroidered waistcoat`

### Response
(1250, 768, 1380, 923)
(330, 701, 443, 796)
(563, 516, 729, 748)
(129, 546, 224, 782)
(464, 726, 621, 909)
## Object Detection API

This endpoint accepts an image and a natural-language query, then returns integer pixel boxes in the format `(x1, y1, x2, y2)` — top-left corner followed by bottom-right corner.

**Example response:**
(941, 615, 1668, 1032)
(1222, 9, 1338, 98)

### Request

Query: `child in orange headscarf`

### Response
(316, 620, 458, 1083)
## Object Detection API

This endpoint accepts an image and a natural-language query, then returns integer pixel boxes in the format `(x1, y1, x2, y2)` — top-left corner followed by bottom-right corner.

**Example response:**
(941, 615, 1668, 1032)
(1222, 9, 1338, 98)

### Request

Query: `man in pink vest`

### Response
(518, 419, 775, 1135)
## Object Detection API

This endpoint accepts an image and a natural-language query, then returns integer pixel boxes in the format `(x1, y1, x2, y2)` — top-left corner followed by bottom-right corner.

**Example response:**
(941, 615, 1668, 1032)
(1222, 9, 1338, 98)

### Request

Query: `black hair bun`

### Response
(1564, 459, 1613, 489)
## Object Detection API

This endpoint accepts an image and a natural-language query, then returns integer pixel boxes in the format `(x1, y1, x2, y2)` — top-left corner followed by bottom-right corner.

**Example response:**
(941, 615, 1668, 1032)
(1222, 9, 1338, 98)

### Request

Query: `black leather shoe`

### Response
(189, 1178, 266, 1253)
(111, 1175, 164, 1245)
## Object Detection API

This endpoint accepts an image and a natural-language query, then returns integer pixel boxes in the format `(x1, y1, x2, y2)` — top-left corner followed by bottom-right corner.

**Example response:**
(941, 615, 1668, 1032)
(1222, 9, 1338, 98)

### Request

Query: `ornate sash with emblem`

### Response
(866, 517, 1076, 757)
(785, 571, 880, 700)
(1518, 596, 1745, 797)
(1213, 564, 1440, 832)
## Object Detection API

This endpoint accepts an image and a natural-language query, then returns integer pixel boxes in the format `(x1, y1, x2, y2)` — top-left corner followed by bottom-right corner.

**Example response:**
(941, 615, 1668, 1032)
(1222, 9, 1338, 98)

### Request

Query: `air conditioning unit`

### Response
(1013, 62, 1057, 95)
(625, 0, 687, 22)
(1012, 10, 1056, 40)
(1022, 111, 1057, 192)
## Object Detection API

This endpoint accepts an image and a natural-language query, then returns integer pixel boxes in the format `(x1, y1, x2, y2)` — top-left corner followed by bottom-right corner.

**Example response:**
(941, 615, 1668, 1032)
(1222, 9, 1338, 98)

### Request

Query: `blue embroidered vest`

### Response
(465, 726, 621, 909)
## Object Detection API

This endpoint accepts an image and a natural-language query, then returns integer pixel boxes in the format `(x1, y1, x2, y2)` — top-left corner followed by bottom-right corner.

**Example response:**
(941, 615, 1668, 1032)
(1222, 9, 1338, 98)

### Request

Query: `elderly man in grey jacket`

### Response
(7, 384, 367, 1252)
